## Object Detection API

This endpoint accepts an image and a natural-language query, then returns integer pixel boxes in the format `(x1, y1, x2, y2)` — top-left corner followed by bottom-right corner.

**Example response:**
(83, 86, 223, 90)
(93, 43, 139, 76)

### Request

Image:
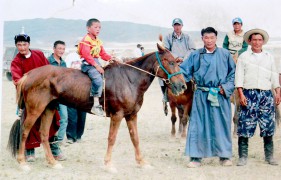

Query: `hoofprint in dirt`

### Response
(2, 78, 281, 179)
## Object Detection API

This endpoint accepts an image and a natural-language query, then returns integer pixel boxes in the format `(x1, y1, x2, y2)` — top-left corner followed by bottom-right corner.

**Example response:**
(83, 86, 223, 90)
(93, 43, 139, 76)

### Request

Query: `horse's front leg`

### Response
(170, 102, 177, 137)
(40, 108, 62, 169)
(180, 106, 189, 138)
(177, 106, 184, 135)
(125, 114, 149, 167)
(104, 114, 122, 168)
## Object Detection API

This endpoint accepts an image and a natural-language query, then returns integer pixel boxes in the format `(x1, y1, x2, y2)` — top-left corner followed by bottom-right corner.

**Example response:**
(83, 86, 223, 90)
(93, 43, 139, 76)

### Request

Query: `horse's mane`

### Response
(104, 52, 155, 71)
(125, 52, 154, 65)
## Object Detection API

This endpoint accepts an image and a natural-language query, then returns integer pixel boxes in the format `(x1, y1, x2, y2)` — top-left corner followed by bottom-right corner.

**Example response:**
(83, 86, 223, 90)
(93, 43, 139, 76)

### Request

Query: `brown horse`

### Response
(167, 81, 194, 138)
(7, 43, 187, 171)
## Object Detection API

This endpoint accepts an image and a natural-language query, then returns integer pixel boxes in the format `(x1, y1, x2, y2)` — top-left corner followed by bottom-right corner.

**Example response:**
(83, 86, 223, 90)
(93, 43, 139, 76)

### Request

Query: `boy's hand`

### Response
(94, 65, 104, 74)
(110, 57, 122, 63)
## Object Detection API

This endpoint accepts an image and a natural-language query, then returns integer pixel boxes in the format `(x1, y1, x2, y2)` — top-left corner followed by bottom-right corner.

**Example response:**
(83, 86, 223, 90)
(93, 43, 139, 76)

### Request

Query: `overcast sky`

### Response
(2, 0, 281, 37)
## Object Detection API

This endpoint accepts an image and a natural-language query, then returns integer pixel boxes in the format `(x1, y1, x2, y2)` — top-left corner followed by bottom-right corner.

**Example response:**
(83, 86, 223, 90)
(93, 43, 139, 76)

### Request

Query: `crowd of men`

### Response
(10, 17, 281, 168)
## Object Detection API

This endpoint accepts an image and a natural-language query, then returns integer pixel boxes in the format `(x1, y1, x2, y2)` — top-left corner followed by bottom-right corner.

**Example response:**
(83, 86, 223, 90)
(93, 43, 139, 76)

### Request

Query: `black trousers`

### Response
(66, 107, 87, 141)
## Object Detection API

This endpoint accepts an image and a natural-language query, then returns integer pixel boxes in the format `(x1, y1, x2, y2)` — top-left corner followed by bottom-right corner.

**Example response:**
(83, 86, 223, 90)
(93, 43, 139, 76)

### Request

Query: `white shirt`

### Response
(235, 49, 280, 90)
(65, 52, 82, 69)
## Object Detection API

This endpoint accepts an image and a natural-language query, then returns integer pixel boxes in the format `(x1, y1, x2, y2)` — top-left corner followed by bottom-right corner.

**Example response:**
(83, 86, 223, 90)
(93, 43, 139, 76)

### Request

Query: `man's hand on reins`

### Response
(175, 57, 183, 64)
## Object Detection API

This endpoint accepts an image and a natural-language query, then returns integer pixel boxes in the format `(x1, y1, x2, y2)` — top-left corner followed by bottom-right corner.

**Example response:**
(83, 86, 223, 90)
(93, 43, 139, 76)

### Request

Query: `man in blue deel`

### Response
(180, 27, 236, 168)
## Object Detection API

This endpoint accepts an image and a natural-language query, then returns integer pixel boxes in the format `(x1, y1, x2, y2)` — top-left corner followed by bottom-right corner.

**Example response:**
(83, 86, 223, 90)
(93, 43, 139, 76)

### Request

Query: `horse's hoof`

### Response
(137, 160, 152, 169)
(141, 163, 154, 170)
(51, 163, 63, 169)
(19, 164, 31, 172)
(104, 164, 118, 173)
(181, 134, 187, 139)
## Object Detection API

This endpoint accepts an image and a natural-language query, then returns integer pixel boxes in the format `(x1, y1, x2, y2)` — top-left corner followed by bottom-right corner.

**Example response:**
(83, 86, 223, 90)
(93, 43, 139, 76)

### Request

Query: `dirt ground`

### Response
(1, 76, 281, 180)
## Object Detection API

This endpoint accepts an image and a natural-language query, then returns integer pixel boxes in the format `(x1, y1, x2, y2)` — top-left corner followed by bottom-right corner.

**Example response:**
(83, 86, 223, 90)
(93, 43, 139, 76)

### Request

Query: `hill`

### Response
(3, 18, 226, 48)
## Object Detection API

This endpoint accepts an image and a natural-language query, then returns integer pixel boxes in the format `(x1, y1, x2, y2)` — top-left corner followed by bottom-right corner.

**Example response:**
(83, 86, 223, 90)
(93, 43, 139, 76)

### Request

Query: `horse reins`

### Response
(102, 51, 182, 118)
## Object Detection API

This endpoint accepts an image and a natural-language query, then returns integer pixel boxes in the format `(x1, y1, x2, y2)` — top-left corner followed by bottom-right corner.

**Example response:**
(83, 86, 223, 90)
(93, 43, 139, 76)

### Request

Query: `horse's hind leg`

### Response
(170, 102, 177, 137)
(232, 91, 240, 138)
(40, 108, 62, 169)
(17, 111, 41, 170)
(104, 113, 123, 169)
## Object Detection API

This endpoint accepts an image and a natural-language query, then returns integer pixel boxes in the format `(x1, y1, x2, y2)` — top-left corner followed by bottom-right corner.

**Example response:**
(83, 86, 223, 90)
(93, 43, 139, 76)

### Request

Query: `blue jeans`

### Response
(81, 59, 103, 97)
(57, 104, 68, 142)
(66, 107, 87, 141)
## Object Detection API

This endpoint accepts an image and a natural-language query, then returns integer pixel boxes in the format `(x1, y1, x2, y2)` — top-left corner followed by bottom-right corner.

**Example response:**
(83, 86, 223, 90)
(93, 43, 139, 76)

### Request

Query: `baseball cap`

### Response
(232, 17, 243, 24)
(172, 18, 183, 26)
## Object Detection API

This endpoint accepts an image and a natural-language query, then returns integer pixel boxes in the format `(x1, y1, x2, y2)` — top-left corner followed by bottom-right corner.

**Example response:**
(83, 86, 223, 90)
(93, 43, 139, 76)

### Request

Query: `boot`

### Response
(91, 97, 105, 117)
(161, 85, 168, 116)
(237, 137, 248, 166)
(264, 136, 278, 165)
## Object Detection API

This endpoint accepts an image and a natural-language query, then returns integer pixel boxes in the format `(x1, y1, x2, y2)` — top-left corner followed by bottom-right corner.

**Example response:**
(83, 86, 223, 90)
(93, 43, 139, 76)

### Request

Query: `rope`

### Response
(116, 61, 170, 84)
(103, 73, 107, 120)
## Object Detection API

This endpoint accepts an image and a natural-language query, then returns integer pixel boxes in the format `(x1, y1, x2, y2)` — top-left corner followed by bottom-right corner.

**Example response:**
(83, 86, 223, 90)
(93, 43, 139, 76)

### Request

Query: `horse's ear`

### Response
(159, 34, 163, 42)
(157, 43, 165, 54)
(157, 34, 165, 54)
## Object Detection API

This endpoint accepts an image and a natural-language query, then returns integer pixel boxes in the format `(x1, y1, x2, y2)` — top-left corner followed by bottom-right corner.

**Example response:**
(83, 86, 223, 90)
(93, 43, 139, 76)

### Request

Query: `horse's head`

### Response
(154, 42, 187, 96)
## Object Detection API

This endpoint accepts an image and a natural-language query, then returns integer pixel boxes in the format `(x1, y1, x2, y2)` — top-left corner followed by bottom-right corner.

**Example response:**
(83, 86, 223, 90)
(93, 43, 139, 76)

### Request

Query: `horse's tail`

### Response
(7, 119, 21, 158)
(16, 75, 27, 108)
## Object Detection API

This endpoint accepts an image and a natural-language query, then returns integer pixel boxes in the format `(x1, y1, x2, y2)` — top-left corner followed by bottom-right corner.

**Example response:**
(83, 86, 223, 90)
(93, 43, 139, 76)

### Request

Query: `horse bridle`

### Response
(116, 51, 182, 84)
(155, 51, 182, 84)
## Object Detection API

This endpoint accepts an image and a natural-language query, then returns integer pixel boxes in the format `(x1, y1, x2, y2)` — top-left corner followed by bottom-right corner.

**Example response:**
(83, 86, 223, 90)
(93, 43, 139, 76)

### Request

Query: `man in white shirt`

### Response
(235, 29, 280, 166)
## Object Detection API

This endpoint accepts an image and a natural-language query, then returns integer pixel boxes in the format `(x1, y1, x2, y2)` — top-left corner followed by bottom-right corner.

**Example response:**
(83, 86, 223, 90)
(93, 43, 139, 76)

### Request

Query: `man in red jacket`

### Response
(10, 33, 65, 162)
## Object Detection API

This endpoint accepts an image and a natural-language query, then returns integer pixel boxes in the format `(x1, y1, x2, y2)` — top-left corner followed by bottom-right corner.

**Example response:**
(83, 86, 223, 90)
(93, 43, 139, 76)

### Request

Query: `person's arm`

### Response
(99, 45, 111, 61)
(179, 52, 195, 82)
(275, 87, 281, 105)
(183, 35, 196, 60)
(222, 35, 229, 49)
(234, 54, 246, 105)
(237, 87, 247, 106)
(238, 41, 248, 56)
(10, 58, 23, 86)
(220, 52, 236, 98)
(270, 55, 281, 105)
(79, 41, 97, 66)
(163, 34, 171, 51)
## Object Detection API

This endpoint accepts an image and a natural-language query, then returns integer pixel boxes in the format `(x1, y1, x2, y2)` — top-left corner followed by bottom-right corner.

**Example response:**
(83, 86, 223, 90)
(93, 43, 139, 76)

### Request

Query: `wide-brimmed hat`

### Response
(243, 28, 269, 45)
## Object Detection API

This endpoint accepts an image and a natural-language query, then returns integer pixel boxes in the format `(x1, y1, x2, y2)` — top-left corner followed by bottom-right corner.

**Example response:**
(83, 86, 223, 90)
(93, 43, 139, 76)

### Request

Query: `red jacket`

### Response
(78, 33, 111, 66)
(11, 49, 60, 149)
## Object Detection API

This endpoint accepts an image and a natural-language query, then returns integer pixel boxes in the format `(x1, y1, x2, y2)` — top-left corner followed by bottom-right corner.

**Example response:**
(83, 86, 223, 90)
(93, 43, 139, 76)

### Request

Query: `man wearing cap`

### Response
(235, 29, 280, 166)
(10, 33, 63, 162)
(160, 18, 196, 115)
(223, 17, 248, 63)
(180, 27, 236, 168)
